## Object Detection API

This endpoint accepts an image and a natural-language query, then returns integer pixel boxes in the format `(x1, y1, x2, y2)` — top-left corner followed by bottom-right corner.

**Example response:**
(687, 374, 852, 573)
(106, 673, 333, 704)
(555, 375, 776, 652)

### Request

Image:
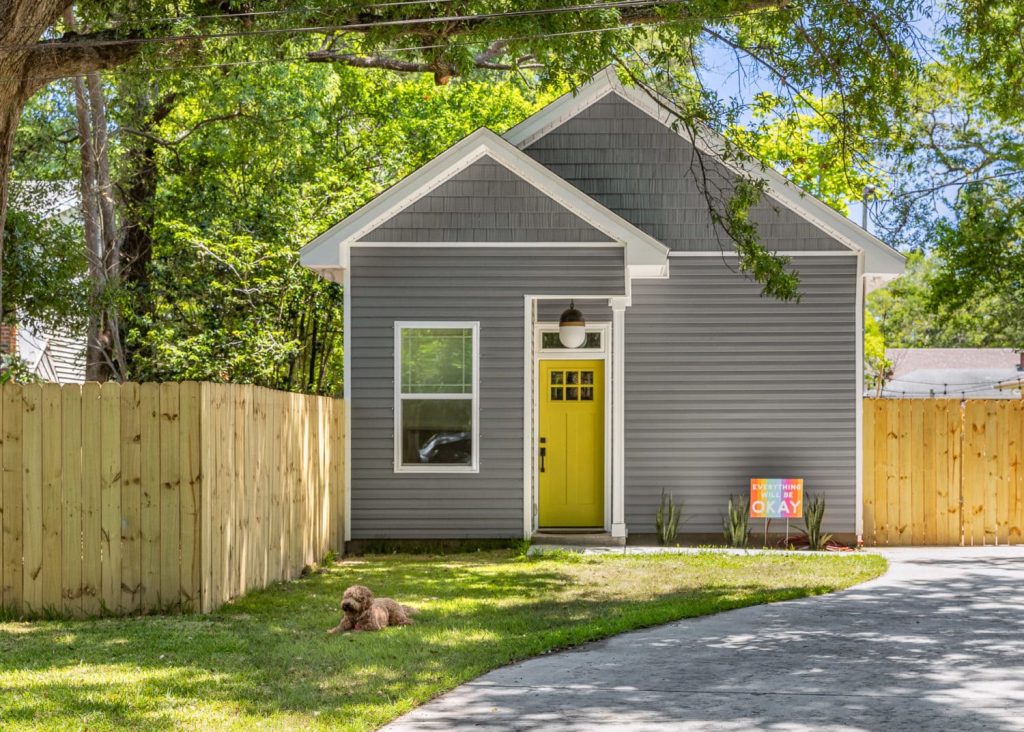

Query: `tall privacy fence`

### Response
(864, 398, 1023, 546)
(0, 382, 345, 617)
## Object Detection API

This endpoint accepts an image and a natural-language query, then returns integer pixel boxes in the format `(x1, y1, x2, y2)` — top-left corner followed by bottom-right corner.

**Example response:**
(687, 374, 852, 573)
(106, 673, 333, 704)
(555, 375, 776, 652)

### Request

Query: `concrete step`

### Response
(531, 531, 625, 547)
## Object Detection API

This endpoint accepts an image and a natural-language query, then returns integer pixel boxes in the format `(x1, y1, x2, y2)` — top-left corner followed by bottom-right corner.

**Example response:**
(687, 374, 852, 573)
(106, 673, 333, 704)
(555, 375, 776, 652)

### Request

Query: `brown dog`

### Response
(327, 585, 417, 634)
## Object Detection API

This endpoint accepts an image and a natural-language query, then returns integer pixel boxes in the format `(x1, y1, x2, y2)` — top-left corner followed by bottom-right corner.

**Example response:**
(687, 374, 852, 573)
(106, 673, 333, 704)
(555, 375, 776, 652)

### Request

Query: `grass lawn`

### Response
(0, 549, 886, 731)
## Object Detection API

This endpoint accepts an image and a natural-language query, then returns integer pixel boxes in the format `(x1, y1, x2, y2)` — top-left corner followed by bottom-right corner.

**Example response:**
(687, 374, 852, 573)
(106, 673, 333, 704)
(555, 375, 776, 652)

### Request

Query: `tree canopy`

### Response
(1, 0, 931, 320)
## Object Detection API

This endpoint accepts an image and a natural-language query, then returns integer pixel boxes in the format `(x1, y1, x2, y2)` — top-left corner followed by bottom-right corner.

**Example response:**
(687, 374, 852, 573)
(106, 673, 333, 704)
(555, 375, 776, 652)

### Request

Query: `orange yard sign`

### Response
(750, 479, 804, 519)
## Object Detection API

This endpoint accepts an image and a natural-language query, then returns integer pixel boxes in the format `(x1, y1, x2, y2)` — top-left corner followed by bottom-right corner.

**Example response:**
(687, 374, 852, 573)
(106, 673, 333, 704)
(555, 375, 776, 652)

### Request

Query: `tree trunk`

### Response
(0, 99, 23, 325)
(0, 0, 141, 332)
(68, 66, 111, 381)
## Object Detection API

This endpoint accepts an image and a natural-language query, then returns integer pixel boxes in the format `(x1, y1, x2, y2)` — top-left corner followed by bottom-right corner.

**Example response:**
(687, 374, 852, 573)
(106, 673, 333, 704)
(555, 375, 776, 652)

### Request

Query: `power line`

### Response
(100, 1, 466, 29)
(0, 0, 697, 51)
(1, 17, 686, 84)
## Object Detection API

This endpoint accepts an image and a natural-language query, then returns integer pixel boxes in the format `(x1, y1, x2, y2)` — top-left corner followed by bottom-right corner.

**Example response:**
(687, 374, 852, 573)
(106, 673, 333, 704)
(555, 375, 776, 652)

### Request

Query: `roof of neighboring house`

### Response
(9, 180, 80, 220)
(16, 325, 86, 384)
(879, 348, 1023, 398)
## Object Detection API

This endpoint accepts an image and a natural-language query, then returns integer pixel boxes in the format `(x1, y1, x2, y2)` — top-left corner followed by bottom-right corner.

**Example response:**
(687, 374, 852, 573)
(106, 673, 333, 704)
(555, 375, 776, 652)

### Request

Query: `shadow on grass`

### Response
(0, 552, 877, 730)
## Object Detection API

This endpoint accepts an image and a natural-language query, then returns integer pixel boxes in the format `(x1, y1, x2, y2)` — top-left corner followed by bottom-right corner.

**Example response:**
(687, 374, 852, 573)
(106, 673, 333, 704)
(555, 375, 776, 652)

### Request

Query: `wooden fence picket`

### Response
(120, 383, 142, 614)
(80, 383, 102, 614)
(40, 383, 63, 611)
(60, 385, 83, 616)
(100, 383, 122, 613)
(139, 383, 161, 610)
(158, 382, 180, 609)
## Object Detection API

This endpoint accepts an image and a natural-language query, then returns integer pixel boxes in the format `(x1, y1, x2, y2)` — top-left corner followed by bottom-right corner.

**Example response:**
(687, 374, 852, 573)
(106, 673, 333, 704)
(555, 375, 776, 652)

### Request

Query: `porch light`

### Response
(558, 300, 586, 348)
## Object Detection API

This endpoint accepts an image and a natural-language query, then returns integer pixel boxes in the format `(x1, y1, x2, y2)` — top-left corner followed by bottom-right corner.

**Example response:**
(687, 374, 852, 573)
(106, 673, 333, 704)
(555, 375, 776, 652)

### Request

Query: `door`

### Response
(538, 359, 604, 527)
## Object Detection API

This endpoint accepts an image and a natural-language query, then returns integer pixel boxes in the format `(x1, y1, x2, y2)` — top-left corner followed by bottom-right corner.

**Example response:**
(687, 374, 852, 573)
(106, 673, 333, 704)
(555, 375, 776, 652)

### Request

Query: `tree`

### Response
(729, 93, 885, 216)
(9, 55, 551, 391)
(867, 250, 1024, 350)
(2, 0, 929, 326)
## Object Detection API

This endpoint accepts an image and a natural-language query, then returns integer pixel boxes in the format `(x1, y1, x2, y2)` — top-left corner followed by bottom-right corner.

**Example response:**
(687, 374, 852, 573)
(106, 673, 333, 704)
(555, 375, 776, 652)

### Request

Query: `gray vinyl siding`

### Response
(536, 300, 612, 323)
(350, 247, 626, 539)
(524, 94, 848, 253)
(361, 156, 613, 243)
(624, 256, 858, 535)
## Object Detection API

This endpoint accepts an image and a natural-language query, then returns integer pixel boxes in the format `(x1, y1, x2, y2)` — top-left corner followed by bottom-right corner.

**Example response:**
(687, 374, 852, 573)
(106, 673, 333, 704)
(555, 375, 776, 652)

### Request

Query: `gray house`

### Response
(302, 68, 905, 545)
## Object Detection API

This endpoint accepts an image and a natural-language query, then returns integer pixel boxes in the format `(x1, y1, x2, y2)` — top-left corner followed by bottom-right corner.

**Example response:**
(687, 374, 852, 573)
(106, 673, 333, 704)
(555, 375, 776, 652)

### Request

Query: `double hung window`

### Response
(395, 323, 479, 472)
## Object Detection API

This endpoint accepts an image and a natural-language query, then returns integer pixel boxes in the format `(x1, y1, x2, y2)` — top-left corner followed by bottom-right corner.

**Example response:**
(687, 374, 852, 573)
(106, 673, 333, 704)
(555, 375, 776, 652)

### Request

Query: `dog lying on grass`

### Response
(328, 584, 418, 634)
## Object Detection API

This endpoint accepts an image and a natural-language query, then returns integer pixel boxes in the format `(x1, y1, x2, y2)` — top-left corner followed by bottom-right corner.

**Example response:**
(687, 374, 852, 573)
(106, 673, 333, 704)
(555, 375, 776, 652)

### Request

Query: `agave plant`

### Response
(803, 494, 832, 550)
(722, 495, 749, 548)
(656, 490, 682, 546)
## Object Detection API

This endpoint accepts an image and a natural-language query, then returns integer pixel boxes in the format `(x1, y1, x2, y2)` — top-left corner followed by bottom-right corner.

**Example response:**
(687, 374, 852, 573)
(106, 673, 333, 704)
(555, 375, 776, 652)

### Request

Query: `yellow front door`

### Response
(538, 359, 604, 527)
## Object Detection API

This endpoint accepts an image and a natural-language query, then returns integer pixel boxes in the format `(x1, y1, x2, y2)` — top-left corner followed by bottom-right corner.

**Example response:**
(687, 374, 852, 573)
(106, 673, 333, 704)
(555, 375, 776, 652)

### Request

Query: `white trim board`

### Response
(531, 320, 614, 535)
(348, 241, 623, 248)
(668, 250, 859, 257)
(393, 321, 481, 475)
(301, 127, 668, 277)
(503, 66, 905, 276)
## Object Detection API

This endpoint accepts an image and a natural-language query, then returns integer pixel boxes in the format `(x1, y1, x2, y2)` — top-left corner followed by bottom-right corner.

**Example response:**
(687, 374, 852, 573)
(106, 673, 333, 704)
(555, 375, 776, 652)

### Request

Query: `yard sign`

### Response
(749, 478, 804, 519)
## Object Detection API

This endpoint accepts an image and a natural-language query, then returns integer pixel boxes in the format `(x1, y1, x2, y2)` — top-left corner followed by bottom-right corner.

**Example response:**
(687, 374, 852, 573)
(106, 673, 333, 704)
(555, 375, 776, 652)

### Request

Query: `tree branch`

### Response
(24, 31, 143, 92)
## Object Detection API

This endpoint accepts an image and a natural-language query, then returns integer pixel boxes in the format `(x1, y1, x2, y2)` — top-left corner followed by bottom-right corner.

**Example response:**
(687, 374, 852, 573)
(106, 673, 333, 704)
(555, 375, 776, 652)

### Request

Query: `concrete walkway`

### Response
(384, 547, 1024, 731)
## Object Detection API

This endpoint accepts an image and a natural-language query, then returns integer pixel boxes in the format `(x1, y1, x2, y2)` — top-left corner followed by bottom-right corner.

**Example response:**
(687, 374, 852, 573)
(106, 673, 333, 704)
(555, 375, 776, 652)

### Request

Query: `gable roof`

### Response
(301, 127, 669, 277)
(504, 67, 906, 275)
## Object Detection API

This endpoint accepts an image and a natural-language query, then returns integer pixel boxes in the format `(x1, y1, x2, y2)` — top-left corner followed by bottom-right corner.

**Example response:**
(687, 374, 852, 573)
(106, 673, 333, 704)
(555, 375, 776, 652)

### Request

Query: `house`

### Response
(7, 181, 86, 384)
(879, 348, 1023, 399)
(301, 68, 905, 545)
(0, 181, 87, 384)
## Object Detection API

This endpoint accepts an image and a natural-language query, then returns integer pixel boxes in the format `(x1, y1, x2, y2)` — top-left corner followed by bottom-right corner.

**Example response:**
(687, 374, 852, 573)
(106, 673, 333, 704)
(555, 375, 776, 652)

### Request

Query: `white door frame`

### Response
(528, 315, 613, 534)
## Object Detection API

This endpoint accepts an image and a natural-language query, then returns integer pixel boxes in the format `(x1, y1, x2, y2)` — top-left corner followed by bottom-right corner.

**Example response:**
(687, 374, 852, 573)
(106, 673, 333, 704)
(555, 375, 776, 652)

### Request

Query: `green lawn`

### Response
(0, 549, 886, 731)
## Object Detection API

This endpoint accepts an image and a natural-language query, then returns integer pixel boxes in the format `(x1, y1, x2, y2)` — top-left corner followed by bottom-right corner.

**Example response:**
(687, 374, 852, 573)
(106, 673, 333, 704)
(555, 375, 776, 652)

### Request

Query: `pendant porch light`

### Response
(558, 299, 586, 349)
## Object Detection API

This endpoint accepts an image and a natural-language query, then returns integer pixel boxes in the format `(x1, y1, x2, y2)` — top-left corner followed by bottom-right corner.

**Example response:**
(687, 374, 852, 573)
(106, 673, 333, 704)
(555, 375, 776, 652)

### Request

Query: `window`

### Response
(395, 322, 479, 472)
(540, 331, 602, 350)
(549, 369, 595, 401)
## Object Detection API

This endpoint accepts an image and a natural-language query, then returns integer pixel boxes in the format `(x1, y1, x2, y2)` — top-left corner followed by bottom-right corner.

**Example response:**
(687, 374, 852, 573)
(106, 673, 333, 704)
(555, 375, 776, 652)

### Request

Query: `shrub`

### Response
(722, 495, 750, 548)
(656, 489, 682, 546)
(803, 494, 832, 550)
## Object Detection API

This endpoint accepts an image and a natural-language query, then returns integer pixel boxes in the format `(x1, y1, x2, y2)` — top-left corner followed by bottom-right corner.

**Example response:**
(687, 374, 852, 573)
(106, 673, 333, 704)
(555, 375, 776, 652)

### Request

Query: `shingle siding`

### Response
(624, 256, 858, 535)
(524, 94, 848, 253)
(349, 247, 624, 539)
(361, 156, 614, 243)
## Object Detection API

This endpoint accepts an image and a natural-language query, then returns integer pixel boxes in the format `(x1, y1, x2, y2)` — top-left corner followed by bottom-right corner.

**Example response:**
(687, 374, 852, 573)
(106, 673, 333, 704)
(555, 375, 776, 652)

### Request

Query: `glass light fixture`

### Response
(558, 300, 586, 349)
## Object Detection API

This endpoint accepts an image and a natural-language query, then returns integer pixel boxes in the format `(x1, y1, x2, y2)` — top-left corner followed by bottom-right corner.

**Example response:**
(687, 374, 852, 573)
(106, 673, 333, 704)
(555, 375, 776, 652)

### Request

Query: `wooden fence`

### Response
(0, 382, 345, 616)
(864, 398, 1024, 546)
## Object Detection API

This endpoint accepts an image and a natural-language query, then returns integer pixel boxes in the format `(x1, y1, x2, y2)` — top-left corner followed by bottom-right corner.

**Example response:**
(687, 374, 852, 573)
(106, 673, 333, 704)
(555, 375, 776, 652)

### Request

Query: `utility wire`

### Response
(100, 0, 467, 29)
(0, 0, 699, 51)
(0, 17, 692, 84)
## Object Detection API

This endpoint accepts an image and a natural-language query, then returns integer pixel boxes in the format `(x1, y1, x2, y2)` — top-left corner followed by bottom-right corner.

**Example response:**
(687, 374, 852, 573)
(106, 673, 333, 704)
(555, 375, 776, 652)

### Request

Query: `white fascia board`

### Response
(504, 66, 905, 276)
(301, 124, 668, 276)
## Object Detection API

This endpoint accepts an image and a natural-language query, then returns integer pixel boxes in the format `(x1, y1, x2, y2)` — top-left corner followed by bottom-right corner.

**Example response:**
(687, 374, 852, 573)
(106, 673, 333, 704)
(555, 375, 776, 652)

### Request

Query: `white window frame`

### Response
(394, 321, 480, 474)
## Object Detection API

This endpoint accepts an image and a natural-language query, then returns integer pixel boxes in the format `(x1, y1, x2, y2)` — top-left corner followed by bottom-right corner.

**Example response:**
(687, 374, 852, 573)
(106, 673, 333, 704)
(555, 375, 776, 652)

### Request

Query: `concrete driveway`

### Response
(384, 547, 1024, 731)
